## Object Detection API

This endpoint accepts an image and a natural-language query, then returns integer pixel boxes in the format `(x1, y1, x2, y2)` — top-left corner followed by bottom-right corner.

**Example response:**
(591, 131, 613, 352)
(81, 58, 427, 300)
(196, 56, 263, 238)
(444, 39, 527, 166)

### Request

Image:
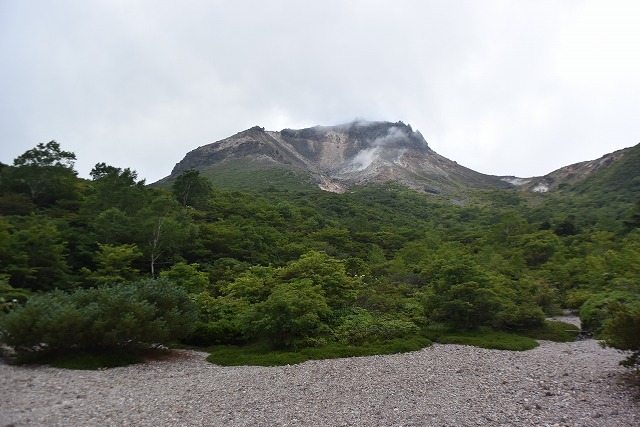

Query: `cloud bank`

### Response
(1, 0, 639, 182)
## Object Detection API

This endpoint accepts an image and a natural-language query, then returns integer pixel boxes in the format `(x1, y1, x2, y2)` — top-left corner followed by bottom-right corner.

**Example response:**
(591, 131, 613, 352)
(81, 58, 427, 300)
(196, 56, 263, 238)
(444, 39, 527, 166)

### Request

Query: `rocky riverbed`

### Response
(1, 334, 638, 426)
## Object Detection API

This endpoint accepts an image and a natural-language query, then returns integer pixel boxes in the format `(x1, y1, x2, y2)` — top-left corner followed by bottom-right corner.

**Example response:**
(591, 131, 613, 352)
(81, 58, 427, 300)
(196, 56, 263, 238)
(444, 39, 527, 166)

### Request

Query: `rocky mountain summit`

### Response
(163, 121, 510, 193)
(161, 120, 637, 195)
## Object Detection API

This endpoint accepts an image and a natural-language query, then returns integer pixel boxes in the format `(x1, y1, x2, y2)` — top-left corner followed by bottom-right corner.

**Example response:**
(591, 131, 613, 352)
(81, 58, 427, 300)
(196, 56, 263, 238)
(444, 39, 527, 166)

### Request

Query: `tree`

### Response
(196, 218, 280, 264)
(421, 250, 507, 329)
(9, 141, 79, 206)
(90, 207, 139, 245)
(424, 280, 502, 329)
(487, 211, 530, 246)
(0, 275, 29, 313)
(186, 292, 252, 345)
(81, 243, 142, 286)
(140, 195, 196, 277)
(0, 191, 36, 216)
(554, 214, 579, 237)
(279, 251, 361, 309)
(580, 291, 640, 336)
(0, 217, 11, 264)
(222, 266, 276, 303)
(90, 163, 138, 181)
(13, 141, 76, 169)
(623, 199, 640, 232)
(172, 169, 212, 207)
(601, 301, 640, 369)
(333, 308, 419, 345)
(4, 217, 70, 290)
(159, 262, 209, 293)
(251, 279, 330, 349)
(519, 230, 561, 266)
(85, 163, 148, 215)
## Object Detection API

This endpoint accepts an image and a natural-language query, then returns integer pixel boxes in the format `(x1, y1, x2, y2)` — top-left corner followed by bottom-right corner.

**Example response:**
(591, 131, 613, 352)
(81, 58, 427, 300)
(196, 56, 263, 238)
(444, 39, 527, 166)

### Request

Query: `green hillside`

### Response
(198, 159, 319, 192)
(528, 143, 640, 231)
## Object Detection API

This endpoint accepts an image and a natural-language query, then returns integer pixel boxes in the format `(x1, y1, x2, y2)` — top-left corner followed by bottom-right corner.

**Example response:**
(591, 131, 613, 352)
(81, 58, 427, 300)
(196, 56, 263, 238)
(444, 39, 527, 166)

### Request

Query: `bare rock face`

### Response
(165, 121, 511, 193)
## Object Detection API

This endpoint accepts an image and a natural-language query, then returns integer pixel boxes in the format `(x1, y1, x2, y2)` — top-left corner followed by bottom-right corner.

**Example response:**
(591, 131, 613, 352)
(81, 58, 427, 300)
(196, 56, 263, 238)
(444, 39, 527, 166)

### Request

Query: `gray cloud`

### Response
(1, 0, 639, 182)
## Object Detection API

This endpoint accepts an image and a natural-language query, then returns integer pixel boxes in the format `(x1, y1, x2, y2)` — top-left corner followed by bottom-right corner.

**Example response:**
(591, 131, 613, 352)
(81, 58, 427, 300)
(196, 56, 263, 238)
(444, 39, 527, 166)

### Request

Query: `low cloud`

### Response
(371, 126, 409, 148)
(2, 1, 638, 181)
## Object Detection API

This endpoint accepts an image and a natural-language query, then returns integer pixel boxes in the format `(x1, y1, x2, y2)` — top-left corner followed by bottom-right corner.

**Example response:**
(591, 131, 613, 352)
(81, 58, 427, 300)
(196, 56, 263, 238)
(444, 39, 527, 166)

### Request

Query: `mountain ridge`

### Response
(159, 121, 511, 194)
(500, 147, 632, 193)
(157, 120, 638, 196)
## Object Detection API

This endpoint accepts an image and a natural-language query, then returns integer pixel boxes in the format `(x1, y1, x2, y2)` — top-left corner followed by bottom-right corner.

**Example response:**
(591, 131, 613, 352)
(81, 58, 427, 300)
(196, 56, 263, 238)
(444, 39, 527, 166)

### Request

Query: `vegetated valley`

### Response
(0, 124, 639, 371)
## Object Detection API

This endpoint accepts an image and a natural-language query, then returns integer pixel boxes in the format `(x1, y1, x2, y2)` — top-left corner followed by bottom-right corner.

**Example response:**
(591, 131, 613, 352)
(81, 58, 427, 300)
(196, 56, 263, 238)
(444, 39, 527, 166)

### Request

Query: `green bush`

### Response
(249, 279, 331, 349)
(0, 278, 195, 362)
(579, 291, 640, 336)
(184, 293, 252, 346)
(493, 302, 545, 330)
(187, 319, 248, 346)
(0, 277, 30, 313)
(565, 289, 594, 310)
(423, 280, 503, 329)
(333, 308, 419, 345)
(601, 301, 640, 369)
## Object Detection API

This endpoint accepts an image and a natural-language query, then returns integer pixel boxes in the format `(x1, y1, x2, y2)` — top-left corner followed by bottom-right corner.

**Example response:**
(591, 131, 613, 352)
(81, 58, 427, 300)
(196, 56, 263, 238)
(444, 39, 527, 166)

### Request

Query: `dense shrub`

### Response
(0, 278, 195, 361)
(493, 301, 545, 330)
(601, 301, 640, 369)
(333, 308, 419, 344)
(185, 293, 251, 346)
(0, 278, 30, 313)
(423, 280, 503, 329)
(249, 279, 331, 349)
(579, 291, 640, 336)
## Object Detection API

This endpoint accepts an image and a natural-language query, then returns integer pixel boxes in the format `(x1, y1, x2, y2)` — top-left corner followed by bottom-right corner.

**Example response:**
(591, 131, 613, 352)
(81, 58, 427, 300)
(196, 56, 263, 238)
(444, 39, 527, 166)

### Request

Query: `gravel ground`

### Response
(2, 329, 638, 426)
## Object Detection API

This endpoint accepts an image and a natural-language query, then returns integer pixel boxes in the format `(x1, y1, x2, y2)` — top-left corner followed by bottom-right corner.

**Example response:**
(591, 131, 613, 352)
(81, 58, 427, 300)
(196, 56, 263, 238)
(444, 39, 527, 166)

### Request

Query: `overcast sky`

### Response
(2, 0, 639, 183)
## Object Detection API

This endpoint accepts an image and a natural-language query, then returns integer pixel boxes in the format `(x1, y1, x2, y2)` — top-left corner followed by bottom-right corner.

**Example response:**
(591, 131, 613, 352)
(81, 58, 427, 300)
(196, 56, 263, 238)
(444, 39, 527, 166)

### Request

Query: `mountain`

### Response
(159, 121, 512, 194)
(157, 120, 639, 201)
(500, 145, 638, 194)
(526, 142, 640, 227)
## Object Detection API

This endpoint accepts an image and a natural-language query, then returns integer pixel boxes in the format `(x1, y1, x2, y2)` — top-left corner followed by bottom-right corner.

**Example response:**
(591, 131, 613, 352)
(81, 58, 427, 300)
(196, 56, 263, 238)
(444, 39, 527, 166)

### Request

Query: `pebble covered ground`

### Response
(1, 321, 638, 426)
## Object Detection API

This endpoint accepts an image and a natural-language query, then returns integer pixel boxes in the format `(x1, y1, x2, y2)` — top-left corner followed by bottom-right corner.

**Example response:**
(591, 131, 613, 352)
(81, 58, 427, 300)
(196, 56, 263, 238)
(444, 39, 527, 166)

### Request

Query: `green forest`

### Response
(1, 141, 639, 368)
